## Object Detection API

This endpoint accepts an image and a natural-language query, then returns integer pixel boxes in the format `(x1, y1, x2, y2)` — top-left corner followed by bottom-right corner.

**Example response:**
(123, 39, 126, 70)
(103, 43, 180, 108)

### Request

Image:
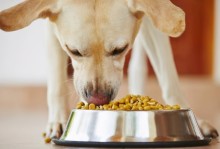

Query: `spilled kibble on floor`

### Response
(42, 132, 52, 143)
(44, 137, 52, 143)
(76, 94, 181, 110)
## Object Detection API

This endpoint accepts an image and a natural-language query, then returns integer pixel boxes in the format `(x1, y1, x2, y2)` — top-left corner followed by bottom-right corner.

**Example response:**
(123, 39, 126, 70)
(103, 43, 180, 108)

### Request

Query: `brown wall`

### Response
(171, 0, 214, 75)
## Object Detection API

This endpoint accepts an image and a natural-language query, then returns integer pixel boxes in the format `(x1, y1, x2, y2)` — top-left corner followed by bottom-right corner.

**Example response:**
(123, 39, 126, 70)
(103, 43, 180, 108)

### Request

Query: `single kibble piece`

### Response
(89, 103, 96, 110)
(172, 105, 181, 110)
(44, 137, 51, 143)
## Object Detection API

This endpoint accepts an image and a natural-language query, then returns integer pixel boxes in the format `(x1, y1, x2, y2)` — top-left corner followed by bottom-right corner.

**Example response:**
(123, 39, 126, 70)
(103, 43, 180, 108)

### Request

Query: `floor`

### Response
(0, 76, 219, 149)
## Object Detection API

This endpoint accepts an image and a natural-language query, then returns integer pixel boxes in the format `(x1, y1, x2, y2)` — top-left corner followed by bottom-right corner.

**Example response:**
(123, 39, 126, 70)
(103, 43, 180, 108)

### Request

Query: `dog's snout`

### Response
(84, 82, 114, 105)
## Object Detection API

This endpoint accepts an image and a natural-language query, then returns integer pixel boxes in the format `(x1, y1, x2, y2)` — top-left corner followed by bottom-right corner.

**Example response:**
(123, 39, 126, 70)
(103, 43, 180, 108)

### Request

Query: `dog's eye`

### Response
(66, 45, 83, 57)
(111, 44, 128, 56)
(71, 49, 83, 57)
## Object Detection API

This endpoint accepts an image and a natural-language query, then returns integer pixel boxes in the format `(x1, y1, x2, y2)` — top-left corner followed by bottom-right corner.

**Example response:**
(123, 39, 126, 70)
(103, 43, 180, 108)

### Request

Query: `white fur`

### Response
(46, 22, 69, 137)
(128, 32, 148, 95)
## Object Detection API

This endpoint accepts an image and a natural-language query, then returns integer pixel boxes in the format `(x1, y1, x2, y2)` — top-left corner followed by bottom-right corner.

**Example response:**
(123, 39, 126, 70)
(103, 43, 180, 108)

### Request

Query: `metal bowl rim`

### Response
(71, 108, 191, 113)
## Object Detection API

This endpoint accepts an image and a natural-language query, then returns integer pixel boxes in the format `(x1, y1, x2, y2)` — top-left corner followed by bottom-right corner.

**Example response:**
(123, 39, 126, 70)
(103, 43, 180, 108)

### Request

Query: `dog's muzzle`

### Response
(83, 83, 114, 105)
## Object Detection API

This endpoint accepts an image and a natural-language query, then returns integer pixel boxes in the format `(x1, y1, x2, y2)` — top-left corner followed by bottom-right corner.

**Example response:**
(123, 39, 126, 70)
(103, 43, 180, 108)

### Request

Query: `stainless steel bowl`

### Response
(54, 109, 210, 147)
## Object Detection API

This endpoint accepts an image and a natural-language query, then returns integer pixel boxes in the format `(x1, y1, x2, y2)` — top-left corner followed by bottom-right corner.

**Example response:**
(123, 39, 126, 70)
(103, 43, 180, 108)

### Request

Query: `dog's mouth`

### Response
(88, 95, 110, 105)
(82, 86, 115, 105)
(88, 94, 110, 106)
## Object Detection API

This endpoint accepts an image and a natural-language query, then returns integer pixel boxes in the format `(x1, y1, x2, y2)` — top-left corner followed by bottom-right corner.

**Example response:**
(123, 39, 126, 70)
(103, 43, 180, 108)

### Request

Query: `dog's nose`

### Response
(84, 83, 114, 105)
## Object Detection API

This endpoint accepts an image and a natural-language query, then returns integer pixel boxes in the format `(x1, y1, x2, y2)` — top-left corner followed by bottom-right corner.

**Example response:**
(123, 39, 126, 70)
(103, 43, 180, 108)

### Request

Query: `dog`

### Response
(0, 0, 218, 139)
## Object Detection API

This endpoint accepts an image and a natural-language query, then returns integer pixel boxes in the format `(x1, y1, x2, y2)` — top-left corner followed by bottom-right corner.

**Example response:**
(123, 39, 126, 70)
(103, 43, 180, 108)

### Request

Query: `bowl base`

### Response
(52, 138, 211, 148)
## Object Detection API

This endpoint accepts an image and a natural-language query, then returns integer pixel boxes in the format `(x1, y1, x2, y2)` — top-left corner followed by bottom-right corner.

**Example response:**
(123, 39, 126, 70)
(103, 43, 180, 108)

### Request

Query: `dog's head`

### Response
(0, 0, 185, 105)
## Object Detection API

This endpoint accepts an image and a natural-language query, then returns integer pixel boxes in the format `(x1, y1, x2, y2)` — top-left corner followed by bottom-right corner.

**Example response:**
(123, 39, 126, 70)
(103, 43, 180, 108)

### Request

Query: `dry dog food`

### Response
(76, 94, 181, 110)
(42, 132, 52, 143)
(44, 137, 52, 143)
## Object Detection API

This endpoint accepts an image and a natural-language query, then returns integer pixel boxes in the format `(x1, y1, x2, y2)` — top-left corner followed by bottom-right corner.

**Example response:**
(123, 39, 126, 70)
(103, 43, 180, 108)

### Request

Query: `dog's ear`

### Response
(126, 0, 185, 37)
(0, 0, 58, 32)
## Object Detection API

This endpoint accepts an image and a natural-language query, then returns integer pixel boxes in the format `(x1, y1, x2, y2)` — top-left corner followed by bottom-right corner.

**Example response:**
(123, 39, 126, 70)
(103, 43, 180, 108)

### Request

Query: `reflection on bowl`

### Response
(60, 109, 204, 142)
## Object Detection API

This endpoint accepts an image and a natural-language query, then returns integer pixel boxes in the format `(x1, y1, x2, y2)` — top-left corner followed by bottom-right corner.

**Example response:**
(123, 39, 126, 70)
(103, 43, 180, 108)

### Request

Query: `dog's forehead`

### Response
(55, 0, 137, 50)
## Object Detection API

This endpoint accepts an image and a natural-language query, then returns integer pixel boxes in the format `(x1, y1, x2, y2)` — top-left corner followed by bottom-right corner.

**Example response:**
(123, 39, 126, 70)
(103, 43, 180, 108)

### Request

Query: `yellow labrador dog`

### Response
(0, 0, 218, 139)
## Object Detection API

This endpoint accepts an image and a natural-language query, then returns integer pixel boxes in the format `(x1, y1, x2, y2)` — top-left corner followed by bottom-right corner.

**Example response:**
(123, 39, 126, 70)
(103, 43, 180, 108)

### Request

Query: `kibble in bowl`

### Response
(76, 94, 181, 111)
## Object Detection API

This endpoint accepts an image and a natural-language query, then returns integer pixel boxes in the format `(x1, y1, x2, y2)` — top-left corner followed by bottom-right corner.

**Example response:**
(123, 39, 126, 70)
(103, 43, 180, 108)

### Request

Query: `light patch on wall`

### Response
(0, 0, 48, 85)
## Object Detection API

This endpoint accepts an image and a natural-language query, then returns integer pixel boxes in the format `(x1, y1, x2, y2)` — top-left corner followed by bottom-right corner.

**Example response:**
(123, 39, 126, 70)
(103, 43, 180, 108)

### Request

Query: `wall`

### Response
(214, 0, 220, 84)
(0, 0, 48, 85)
